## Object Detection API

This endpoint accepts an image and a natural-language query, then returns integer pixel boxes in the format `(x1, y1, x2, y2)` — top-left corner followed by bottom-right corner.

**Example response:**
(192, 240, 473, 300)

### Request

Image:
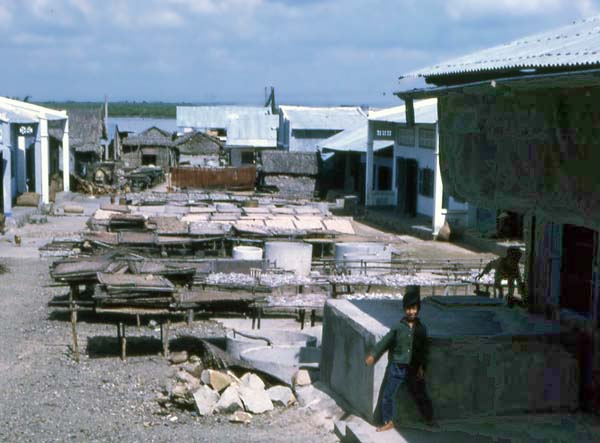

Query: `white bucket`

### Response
(232, 245, 263, 260)
(265, 241, 313, 277)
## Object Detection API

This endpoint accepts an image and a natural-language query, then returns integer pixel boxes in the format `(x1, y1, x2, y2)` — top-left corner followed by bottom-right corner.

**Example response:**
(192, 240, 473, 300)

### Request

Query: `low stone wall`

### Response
(320, 298, 579, 425)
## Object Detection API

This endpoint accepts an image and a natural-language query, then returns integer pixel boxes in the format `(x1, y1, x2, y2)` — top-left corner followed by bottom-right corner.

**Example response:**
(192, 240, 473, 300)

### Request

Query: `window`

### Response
(142, 154, 157, 166)
(418, 128, 435, 149)
(419, 168, 434, 197)
(241, 151, 254, 165)
(397, 127, 415, 146)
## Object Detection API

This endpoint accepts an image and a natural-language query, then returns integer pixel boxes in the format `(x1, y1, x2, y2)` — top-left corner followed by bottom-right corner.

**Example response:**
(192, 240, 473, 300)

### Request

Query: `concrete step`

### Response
(344, 417, 495, 443)
(343, 414, 600, 443)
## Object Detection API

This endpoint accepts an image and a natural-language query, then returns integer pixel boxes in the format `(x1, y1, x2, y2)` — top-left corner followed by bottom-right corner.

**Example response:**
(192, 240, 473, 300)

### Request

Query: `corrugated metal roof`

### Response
(367, 99, 437, 123)
(0, 97, 67, 123)
(405, 15, 600, 79)
(279, 105, 367, 130)
(319, 100, 438, 153)
(318, 125, 392, 153)
(109, 117, 176, 135)
(225, 114, 279, 149)
(177, 106, 271, 130)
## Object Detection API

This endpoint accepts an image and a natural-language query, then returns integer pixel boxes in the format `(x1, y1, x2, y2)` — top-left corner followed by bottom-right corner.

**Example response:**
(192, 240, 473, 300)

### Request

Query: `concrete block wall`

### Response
(321, 299, 579, 426)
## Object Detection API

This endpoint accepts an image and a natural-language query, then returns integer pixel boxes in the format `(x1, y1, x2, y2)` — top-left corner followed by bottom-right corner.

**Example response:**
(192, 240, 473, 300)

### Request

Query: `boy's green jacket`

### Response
(371, 317, 428, 371)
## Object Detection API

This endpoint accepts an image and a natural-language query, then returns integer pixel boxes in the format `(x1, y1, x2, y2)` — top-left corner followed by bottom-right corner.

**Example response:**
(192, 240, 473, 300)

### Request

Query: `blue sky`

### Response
(1, 0, 599, 106)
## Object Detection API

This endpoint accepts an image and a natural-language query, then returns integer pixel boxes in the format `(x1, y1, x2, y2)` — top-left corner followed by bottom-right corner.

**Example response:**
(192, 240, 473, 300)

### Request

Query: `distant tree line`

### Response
(33, 101, 196, 118)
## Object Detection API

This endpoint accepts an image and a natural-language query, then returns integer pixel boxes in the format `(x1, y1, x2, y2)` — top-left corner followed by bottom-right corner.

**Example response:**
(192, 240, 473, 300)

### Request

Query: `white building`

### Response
(0, 98, 70, 216)
(278, 105, 367, 152)
(365, 99, 469, 238)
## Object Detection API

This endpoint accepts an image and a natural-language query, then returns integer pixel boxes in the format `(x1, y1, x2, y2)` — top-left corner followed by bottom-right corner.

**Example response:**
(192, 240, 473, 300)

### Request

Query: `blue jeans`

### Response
(381, 363, 434, 424)
(381, 362, 408, 424)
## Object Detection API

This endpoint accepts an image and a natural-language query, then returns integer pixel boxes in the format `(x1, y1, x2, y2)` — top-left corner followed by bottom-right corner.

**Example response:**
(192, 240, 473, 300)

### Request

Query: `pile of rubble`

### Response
(157, 352, 297, 424)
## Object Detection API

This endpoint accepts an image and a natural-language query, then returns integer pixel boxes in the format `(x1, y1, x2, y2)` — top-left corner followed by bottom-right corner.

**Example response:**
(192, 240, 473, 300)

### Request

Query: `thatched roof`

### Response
(123, 126, 174, 147)
(260, 150, 318, 175)
(173, 130, 222, 155)
(66, 107, 106, 155)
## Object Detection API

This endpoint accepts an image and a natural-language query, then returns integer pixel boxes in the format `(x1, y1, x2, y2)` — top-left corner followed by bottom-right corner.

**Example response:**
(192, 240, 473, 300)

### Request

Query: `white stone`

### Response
(214, 385, 243, 414)
(240, 372, 265, 391)
(182, 362, 203, 379)
(200, 369, 234, 392)
(292, 369, 312, 387)
(169, 350, 188, 364)
(192, 385, 220, 416)
(267, 386, 296, 407)
(229, 411, 252, 424)
(239, 385, 274, 414)
(176, 369, 200, 388)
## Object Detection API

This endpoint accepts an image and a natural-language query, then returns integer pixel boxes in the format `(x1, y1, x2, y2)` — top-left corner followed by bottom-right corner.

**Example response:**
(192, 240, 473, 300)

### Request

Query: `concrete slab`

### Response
(345, 416, 501, 443)
(321, 298, 578, 425)
(428, 296, 503, 307)
(323, 218, 355, 235)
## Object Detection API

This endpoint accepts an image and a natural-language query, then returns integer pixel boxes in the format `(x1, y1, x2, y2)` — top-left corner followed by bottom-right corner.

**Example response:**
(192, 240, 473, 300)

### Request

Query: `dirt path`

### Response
(0, 256, 336, 442)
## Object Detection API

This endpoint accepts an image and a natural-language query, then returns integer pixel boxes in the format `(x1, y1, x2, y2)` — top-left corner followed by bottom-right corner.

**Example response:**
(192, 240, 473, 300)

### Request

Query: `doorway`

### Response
(396, 158, 418, 217)
(26, 143, 35, 192)
(560, 224, 595, 315)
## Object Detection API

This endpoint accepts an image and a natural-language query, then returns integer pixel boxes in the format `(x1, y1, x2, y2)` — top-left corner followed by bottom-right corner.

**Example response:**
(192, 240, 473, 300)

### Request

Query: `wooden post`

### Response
(136, 314, 141, 330)
(69, 284, 80, 363)
(162, 319, 170, 357)
(187, 309, 194, 326)
(119, 322, 127, 361)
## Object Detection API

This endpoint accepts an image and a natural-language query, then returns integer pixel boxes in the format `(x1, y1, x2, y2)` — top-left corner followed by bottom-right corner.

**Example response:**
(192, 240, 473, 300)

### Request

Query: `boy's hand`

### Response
(417, 366, 425, 380)
(365, 355, 375, 366)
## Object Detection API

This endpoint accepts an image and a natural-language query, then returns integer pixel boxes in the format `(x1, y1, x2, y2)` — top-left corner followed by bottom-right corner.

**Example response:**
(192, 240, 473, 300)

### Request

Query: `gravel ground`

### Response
(0, 257, 337, 443)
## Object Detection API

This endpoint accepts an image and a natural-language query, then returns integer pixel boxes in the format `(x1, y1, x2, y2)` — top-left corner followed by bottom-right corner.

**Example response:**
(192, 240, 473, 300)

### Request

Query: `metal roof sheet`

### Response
(405, 15, 600, 79)
(0, 97, 67, 123)
(368, 99, 437, 123)
(177, 106, 271, 130)
(279, 105, 367, 130)
(109, 117, 177, 135)
(318, 101, 437, 153)
(318, 124, 392, 153)
(225, 114, 279, 148)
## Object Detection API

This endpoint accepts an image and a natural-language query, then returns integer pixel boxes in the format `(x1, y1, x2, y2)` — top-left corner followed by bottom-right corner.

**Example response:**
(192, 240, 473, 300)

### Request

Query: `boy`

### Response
(365, 285, 435, 432)
(477, 246, 526, 305)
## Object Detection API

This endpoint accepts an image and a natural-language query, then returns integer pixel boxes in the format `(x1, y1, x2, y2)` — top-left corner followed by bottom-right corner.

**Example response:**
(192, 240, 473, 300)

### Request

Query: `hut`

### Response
(260, 150, 318, 199)
(121, 126, 176, 169)
(67, 107, 107, 179)
(173, 130, 223, 167)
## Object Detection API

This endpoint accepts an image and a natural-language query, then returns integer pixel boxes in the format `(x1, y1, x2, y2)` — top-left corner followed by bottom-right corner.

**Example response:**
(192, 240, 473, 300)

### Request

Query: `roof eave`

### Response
(396, 67, 600, 100)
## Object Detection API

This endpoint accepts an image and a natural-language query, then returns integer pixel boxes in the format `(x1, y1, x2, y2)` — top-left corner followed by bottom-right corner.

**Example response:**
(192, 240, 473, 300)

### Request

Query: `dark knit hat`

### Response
(403, 285, 421, 309)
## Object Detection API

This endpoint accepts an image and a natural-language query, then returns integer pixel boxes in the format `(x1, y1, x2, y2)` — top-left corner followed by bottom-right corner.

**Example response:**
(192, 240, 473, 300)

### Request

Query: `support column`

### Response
(2, 147, 11, 216)
(17, 135, 26, 194)
(39, 117, 49, 204)
(391, 126, 398, 204)
(62, 118, 70, 192)
(365, 121, 375, 206)
(432, 121, 445, 238)
(34, 125, 42, 197)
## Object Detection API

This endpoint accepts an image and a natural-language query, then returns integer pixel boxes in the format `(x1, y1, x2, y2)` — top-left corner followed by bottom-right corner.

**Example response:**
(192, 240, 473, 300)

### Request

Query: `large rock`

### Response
(176, 369, 200, 388)
(239, 385, 274, 414)
(192, 385, 220, 416)
(240, 372, 265, 391)
(292, 369, 313, 387)
(214, 385, 244, 414)
(63, 204, 84, 214)
(229, 411, 252, 424)
(201, 369, 234, 392)
(169, 350, 189, 364)
(267, 386, 296, 407)
(182, 362, 203, 379)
